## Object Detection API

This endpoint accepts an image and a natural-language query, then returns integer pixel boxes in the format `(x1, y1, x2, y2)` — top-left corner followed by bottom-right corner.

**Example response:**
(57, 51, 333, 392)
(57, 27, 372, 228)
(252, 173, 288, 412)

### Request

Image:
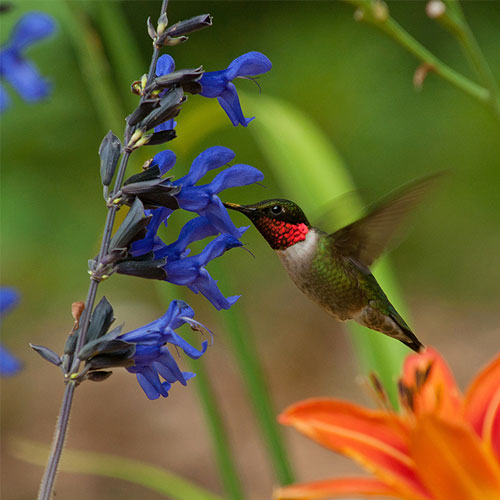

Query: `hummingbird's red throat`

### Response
(256, 217, 309, 250)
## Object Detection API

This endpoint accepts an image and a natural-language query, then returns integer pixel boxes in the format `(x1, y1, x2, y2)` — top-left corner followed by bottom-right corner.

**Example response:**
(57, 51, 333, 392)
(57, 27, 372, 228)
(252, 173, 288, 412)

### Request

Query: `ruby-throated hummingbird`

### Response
(224, 175, 441, 352)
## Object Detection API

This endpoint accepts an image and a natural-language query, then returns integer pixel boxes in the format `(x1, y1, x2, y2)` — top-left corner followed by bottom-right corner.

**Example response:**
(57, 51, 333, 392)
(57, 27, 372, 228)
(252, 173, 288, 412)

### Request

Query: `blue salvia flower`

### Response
(119, 300, 208, 400)
(154, 54, 177, 133)
(131, 145, 259, 255)
(129, 150, 177, 256)
(0, 12, 56, 112)
(164, 233, 243, 310)
(127, 145, 261, 308)
(199, 51, 272, 126)
(0, 287, 22, 376)
(173, 145, 262, 237)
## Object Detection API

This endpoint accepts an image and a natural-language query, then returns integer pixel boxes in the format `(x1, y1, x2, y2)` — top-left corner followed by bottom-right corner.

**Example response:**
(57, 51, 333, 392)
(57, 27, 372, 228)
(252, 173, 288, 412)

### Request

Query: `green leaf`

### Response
(12, 439, 224, 500)
(245, 92, 409, 405)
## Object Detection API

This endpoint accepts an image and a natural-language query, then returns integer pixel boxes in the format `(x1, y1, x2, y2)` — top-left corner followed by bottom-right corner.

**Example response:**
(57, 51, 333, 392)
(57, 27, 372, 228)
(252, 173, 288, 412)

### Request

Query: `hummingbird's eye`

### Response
(271, 205, 283, 215)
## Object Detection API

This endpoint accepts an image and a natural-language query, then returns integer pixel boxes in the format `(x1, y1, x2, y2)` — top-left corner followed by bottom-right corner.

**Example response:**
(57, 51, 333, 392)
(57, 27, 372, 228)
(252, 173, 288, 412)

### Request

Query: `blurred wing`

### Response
(328, 172, 444, 268)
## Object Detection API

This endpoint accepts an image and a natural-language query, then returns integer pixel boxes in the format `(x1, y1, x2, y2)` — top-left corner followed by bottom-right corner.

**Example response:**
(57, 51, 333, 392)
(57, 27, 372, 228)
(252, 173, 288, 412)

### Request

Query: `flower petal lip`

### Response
(0, 287, 22, 376)
(152, 150, 177, 174)
(156, 54, 175, 77)
(279, 399, 431, 500)
(464, 352, 500, 460)
(0, 287, 20, 315)
(225, 51, 272, 81)
(217, 83, 254, 127)
(9, 12, 56, 50)
(199, 51, 271, 127)
(274, 477, 400, 499)
(0, 344, 22, 376)
(174, 146, 236, 187)
(0, 51, 52, 101)
(410, 415, 500, 500)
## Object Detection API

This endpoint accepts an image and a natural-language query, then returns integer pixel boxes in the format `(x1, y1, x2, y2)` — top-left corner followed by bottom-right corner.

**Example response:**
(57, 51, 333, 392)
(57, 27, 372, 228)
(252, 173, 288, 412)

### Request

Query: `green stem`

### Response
(383, 17, 488, 102)
(37, 383, 75, 500)
(185, 357, 245, 500)
(344, 1, 493, 108)
(213, 266, 295, 485)
(439, 1, 500, 118)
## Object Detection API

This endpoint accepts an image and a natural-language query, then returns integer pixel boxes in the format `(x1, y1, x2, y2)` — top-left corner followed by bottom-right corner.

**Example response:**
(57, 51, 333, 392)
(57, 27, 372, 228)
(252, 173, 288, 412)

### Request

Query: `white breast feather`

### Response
(276, 229, 318, 279)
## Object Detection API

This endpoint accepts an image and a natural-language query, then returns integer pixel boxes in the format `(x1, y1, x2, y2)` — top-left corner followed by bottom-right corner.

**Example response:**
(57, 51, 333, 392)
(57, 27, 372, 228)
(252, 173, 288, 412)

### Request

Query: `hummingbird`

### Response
(224, 175, 441, 352)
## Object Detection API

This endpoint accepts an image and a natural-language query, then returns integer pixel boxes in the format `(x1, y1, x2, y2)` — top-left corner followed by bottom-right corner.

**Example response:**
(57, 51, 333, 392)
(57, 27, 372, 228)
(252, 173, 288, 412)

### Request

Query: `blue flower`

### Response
(156, 216, 220, 261)
(165, 233, 243, 310)
(128, 150, 177, 257)
(156, 54, 175, 80)
(118, 300, 208, 400)
(0, 12, 56, 112)
(127, 145, 262, 309)
(154, 55, 177, 132)
(0, 287, 22, 376)
(173, 146, 263, 237)
(200, 51, 272, 127)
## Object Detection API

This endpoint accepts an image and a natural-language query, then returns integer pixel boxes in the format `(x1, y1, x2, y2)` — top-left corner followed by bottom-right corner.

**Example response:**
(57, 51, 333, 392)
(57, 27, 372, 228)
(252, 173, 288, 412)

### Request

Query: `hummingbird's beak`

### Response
(223, 202, 257, 215)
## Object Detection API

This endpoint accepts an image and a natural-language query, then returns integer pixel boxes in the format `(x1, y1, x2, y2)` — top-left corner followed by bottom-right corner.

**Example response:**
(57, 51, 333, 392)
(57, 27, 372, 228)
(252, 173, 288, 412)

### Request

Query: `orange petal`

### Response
(400, 347, 461, 419)
(410, 415, 500, 500)
(464, 352, 500, 460)
(273, 477, 401, 499)
(279, 399, 430, 499)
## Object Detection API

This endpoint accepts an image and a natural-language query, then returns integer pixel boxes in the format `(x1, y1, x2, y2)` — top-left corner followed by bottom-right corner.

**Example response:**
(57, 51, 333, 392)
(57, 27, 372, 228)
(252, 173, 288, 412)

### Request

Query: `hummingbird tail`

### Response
(399, 329, 425, 353)
(356, 306, 425, 353)
(389, 313, 424, 353)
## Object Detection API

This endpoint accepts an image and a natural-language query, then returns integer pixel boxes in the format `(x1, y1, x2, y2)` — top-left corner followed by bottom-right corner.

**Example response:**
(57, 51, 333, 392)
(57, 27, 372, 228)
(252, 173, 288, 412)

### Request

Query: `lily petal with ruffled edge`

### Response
(279, 399, 430, 500)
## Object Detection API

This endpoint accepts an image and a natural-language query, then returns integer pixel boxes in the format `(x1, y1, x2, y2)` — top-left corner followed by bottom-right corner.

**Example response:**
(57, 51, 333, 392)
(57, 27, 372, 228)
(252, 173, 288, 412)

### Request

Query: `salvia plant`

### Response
(29, 2, 271, 498)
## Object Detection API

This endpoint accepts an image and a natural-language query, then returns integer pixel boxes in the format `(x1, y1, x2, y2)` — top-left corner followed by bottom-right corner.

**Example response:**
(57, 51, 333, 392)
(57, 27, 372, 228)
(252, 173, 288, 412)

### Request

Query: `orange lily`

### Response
(275, 348, 500, 500)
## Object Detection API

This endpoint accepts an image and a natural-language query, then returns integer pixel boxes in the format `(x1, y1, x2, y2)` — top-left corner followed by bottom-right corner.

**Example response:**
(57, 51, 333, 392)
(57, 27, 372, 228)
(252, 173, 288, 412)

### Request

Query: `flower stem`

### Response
(185, 357, 245, 500)
(438, 0, 500, 118)
(37, 382, 75, 500)
(343, 0, 499, 116)
(38, 1, 170, 497)
(382, 16, 489, 103)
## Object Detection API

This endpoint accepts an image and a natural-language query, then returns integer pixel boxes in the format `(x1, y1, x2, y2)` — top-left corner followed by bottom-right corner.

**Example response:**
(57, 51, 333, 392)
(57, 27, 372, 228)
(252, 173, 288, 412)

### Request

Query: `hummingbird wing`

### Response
(328, 173, 443, 269)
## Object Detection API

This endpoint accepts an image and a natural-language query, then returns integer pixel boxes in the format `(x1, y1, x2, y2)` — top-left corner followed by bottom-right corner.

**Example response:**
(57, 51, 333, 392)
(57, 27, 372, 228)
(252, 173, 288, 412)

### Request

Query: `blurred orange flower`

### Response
(275, 348, 500, 500)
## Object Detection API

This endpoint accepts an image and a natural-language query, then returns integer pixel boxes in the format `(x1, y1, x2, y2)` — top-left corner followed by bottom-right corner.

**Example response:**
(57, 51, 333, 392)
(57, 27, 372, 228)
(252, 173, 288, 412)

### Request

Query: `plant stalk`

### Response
(343, 0, 498, 116)
(38, 1, 169, 497)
